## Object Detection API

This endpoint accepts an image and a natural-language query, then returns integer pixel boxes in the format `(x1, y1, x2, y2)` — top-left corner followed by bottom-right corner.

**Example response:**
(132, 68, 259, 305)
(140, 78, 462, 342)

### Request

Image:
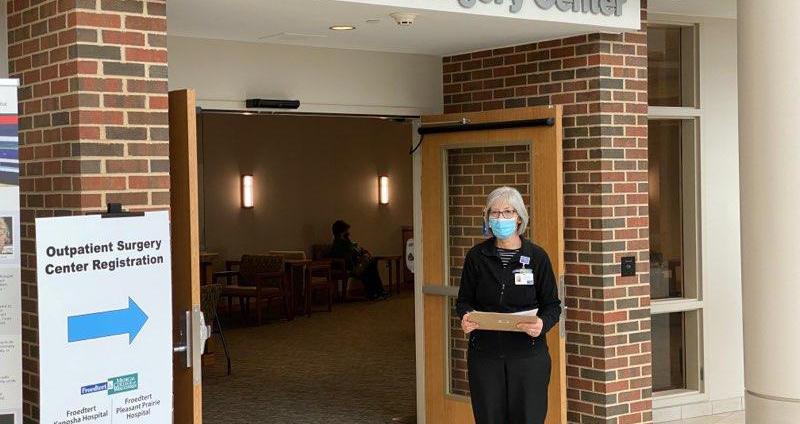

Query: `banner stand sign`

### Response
(36, 211, 173, 423)
(0, 79, 22, 424)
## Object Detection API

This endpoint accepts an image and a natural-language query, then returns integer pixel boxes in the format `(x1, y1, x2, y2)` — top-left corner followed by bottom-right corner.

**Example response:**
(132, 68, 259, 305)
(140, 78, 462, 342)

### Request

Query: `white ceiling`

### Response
(648, 0, 736, 19)
(167, 0, 629, 56)
(168, 0, 735, 56)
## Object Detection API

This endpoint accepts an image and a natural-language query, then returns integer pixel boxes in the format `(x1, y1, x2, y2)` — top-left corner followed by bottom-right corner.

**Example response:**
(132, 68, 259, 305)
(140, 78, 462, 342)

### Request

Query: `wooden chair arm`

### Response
(213, 270, 239, 285)
(253, 271, 288, 289)
(254, 271, 285, 279)
(253, 272, 291, 294)
(310, 260, 332, 280)
(310, 259, 331, 270)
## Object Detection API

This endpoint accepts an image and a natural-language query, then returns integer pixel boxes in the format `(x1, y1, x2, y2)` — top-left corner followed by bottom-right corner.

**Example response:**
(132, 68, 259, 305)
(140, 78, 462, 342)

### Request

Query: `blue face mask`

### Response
(488, 218, 517, 240)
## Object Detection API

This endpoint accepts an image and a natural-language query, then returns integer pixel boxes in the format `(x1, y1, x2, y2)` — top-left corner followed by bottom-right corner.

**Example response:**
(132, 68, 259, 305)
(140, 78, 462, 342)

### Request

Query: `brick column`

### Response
(442, 5, 652, 424)
(6, 0, 168, 420)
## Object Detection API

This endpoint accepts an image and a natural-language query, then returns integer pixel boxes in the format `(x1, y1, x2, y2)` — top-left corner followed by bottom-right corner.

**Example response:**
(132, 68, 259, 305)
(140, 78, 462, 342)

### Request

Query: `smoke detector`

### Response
(390, 12, 417, 26)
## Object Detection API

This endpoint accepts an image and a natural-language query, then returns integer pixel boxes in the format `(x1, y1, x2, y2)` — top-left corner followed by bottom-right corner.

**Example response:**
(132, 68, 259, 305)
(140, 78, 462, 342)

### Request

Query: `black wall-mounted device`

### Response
(621, 256, 636, 277)
(245, 98, 301, 109)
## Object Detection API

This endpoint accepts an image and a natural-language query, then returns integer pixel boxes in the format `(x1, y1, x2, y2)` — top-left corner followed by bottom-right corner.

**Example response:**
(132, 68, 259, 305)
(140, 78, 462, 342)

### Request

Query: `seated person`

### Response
(329, 220, 389, 300)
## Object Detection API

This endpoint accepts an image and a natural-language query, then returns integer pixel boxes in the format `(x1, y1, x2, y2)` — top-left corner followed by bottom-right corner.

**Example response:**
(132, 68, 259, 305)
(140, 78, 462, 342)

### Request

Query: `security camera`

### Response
(390, 13, 417, 26)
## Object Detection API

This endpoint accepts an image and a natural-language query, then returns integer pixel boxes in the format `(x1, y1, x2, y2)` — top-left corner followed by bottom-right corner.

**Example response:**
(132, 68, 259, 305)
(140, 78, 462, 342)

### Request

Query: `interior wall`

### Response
(167, 35, 443, 116)
(199, 113, 413, 261)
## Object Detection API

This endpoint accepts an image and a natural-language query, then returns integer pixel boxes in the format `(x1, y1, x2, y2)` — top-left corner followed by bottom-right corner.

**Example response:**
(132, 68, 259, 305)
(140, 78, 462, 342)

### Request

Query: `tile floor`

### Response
(662, 411, 745, 424)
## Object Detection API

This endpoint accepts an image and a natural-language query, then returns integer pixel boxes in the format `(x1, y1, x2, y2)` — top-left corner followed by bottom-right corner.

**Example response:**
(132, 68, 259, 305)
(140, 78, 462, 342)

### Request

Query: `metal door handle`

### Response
(174, 310, 192, 367)
(173, 307, 210, 383)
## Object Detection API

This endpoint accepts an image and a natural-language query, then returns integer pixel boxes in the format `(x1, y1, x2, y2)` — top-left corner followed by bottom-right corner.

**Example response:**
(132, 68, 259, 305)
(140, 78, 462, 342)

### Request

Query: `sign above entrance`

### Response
(332, 0, 640, 32)
(458, 0, 627, 16)
(36, 212, 173, 423)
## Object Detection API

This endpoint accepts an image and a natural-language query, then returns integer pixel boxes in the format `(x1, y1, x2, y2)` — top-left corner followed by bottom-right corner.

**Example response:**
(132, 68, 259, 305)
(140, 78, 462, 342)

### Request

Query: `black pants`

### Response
(468, 350, 551, 424)
(360, 259, 385, 297)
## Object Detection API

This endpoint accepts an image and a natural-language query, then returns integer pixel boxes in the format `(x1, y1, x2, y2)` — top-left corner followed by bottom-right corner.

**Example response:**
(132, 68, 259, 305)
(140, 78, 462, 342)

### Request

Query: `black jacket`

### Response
(456, 237, 561, 358)
(329, 237, 358, 271)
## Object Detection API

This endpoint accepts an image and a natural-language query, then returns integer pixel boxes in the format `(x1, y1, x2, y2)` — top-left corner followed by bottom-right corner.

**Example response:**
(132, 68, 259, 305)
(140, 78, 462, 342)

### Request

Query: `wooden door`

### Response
(421, 106, 566, 424)
(169, 89, 203, 423)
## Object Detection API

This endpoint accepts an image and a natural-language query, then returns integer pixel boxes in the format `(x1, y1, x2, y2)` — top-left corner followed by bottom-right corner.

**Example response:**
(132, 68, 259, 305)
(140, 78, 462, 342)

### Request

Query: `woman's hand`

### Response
(517, 317, 544, 338)
(461, 312, 479, 334)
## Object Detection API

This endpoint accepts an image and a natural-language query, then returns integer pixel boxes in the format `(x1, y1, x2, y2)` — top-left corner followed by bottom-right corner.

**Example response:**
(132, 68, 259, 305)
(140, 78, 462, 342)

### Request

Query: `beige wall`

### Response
(168, 35, 443, 116)
(199, 113, 413, 261)
(739, 0, 800, 421)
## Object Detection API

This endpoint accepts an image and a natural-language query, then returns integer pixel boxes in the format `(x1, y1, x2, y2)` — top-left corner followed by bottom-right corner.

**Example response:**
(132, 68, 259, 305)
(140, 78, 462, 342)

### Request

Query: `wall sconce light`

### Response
(379, 175, 389, 205)
(241, 174, 254, 208)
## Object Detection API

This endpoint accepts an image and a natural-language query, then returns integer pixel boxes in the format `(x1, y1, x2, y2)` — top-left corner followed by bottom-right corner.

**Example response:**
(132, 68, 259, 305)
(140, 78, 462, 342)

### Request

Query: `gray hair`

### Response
(484, 186, 529, 236)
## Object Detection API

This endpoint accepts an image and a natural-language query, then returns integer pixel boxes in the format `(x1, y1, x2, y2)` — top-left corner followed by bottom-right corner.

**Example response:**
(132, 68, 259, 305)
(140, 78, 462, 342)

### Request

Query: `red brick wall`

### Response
(445, 145, 531, 396)
(6, 0, 168, 420)
(442, 7, 653, 424)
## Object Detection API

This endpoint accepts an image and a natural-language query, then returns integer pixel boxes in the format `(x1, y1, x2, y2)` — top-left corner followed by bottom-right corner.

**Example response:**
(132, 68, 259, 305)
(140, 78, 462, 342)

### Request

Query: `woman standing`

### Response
(457, 186, 561, 424)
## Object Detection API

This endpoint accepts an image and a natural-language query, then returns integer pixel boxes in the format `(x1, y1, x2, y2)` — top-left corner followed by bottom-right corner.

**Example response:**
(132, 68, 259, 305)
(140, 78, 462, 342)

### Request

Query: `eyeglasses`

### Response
(488, 209, 517, 219)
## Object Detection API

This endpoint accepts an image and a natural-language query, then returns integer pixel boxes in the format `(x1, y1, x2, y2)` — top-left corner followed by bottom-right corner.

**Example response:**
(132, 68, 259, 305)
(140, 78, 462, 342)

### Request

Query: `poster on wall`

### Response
(36, 212, 173, 423)
(0, 79, 22, 424)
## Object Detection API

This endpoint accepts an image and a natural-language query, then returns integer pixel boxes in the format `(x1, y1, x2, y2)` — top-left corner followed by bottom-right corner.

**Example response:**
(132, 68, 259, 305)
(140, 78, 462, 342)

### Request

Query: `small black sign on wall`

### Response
(621, 256, 636, 277)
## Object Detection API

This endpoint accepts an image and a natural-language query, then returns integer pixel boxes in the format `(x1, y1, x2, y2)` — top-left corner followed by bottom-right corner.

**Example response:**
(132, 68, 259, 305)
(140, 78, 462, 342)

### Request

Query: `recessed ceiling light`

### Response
(366, 19, 381, 24)
(330, 25, 356, 31)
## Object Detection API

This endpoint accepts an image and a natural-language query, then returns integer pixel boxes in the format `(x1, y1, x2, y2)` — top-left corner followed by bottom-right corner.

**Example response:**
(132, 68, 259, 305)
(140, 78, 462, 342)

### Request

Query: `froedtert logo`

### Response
(80, 382, 108, 395)
(458, 0, 627, 16)
(107, 374, 138, 395)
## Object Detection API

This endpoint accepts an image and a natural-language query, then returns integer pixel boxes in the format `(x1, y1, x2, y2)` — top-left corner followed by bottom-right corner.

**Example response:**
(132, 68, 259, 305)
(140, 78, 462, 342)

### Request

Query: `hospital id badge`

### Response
(514, 269, 534, 286)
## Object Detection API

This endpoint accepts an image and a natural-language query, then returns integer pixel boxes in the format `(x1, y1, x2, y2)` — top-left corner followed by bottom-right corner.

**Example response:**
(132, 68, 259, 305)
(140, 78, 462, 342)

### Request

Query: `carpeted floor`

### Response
(202, 292, 417, 424)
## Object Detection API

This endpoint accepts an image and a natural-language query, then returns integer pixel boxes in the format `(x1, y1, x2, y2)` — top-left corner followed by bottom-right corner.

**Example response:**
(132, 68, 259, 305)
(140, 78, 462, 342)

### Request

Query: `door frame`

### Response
(413, 105, 566, 424)
(170, 89, 203, 424)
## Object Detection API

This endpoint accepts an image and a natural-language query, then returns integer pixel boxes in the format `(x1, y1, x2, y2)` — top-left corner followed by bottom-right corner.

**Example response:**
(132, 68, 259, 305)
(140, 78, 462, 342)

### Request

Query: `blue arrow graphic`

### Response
(67, 297, 149, 344)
